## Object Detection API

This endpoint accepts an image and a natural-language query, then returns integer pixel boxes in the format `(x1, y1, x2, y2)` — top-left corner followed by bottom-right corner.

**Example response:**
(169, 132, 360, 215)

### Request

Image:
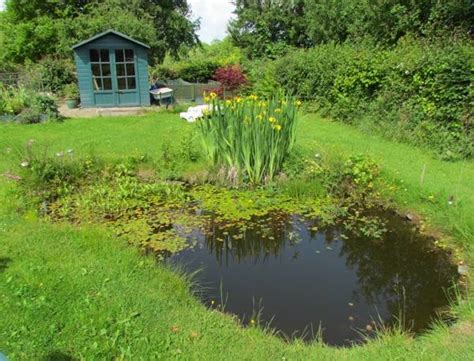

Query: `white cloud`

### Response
(188, 0, 235, 43)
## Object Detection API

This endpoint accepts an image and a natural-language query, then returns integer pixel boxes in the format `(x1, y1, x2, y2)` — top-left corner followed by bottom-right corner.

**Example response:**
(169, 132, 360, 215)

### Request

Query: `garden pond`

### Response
(167, 209, 458, 346)
(30, 161, 459, 347)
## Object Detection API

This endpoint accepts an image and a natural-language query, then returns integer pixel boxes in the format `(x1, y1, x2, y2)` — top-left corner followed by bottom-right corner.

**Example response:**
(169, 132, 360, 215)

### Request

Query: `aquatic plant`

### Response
(197, 94, 300, 184)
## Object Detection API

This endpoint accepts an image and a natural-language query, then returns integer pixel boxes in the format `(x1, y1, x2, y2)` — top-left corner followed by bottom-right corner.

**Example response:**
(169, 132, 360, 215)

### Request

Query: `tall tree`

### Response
(229, 0, 474, 58)
(228, 0, 310, 59)
(0, 0, 199, 64)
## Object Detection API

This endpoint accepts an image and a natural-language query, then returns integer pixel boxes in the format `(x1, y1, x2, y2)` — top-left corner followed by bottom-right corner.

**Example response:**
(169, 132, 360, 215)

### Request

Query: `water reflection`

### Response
(170, 210, 458, 345)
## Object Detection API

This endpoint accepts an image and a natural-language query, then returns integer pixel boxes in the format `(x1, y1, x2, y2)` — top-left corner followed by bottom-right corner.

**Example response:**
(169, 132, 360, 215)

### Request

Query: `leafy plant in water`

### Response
(344, 212, 388, 240)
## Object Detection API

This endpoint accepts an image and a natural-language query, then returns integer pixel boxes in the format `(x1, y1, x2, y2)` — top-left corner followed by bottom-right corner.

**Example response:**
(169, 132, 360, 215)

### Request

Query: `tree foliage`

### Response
(256, 38, 473, 159)
(229, 0, 474, 58)
(149, 38, 244, 82)
(0, 0, 199, 64)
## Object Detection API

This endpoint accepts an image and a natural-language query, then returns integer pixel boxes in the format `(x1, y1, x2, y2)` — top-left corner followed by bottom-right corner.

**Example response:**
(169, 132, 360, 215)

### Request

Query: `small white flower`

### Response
(20, 161, 29, 167)
(56, 152, 64, 157)
(405, 70, 410, 75)
(315, 153, 321, 158)
(67, 149, 74, 154)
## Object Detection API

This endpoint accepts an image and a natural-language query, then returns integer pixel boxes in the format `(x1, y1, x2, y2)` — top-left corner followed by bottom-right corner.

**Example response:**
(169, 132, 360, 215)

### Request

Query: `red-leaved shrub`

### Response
(213, 65, 248, 94)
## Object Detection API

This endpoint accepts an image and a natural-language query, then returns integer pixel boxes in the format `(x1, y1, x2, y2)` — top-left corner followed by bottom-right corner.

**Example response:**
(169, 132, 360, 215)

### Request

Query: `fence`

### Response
(159, 80, 236, 104)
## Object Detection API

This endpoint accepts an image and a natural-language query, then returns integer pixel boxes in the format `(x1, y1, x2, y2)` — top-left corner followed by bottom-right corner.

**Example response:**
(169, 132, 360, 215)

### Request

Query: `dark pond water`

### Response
(169, 211, 459, 346)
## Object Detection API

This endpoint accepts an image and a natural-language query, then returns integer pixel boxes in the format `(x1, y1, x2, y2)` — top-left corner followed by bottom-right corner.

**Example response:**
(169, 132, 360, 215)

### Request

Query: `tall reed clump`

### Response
(196, 93, 300, 184)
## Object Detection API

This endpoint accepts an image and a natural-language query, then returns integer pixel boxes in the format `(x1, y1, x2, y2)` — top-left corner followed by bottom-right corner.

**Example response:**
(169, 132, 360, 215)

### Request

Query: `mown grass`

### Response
(0, 113, 473, 360)
(298, 115, 474, 257)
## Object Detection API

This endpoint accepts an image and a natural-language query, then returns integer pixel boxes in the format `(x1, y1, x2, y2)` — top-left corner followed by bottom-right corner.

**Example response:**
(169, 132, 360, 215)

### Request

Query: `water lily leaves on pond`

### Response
(42, 171, 397, 261)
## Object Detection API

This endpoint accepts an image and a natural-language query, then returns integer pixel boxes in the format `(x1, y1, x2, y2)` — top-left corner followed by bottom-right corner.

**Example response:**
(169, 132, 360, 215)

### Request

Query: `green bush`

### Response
(264, 37, 473, 159)
(150, 60, 220, 83)
(22, 56, 76, 94)
(150, 38, 244, 83)
(0, 86, 29, 115)
(63, 82, 79, 100)
(0, 84, 59, 122)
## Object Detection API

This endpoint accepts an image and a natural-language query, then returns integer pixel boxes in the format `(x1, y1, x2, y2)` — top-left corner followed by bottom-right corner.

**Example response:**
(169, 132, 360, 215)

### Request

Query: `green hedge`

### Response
(253, 38, 473, 160)
(150, 60, 220, 83)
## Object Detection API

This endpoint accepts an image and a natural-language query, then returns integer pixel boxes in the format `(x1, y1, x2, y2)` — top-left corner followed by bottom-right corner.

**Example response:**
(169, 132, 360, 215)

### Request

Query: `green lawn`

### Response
(1, 114, 473, 360)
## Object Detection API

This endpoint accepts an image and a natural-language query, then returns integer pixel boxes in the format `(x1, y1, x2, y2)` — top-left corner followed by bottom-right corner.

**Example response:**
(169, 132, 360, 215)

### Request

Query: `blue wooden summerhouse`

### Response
(72, 30, 150, 107)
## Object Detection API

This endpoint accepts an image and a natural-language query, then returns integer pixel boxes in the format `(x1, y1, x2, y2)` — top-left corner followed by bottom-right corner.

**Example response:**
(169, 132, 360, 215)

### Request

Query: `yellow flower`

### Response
(275, 108, 282, 113)
(256, 114, 263, 121)
(274, 124, 282, 131)
(295, 100, 302, 107)
(209, 92, 218, 99)
(269, 117, 277, 123)
(204, 96, 210, 103)
(225, 99, 232, 106)
(248, 94, 258, 101)
(235, 96, 242, 103)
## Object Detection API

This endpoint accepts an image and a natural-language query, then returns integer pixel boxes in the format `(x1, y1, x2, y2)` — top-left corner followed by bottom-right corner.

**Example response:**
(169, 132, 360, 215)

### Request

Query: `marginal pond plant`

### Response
(197, 94, 300, 184)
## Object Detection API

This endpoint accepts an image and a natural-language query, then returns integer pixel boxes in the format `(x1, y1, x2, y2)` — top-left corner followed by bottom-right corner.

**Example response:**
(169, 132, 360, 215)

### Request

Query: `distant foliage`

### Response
(150, 60, 220, 83)
(263, 38, 473, 159)
(229, 0, 474, 58)
(22, 56, 76, 94)
(150, 38, 244, 82)
(0, 0, 199, 64)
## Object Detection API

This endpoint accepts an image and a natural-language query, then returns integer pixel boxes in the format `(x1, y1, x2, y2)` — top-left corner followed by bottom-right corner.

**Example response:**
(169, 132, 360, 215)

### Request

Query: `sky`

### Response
(189, 0, 236, 43)
(0, 0, 236, 43)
